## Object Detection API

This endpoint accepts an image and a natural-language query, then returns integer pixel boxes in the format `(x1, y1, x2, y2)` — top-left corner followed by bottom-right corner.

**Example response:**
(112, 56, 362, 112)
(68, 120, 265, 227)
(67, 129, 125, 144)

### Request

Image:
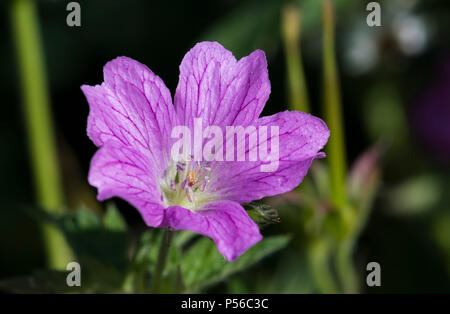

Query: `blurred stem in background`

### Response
(281, 1, 353, 293)
(322, 0, 357, 293)
(151, 229, 173, 293)
(322, 0, 347, 210)
(10, 0, 72, 269)
(307, 237, 338, 294)
(281, 3, 310, 113)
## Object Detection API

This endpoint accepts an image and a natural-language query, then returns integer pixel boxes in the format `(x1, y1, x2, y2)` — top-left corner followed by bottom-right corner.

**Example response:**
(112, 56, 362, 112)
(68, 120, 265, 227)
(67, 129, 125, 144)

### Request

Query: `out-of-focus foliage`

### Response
(0, 205, 289, 293)
(2, 0, 450, 293)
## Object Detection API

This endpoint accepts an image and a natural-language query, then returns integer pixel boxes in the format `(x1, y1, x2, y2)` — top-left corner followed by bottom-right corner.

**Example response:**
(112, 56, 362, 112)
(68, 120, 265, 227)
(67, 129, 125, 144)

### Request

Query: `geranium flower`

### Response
(81, 42, 329, 261)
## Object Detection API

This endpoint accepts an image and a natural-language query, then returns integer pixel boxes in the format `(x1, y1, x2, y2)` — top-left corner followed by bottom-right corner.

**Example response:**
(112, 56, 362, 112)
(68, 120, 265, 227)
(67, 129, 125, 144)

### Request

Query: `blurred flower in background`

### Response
(411, 58, 450, 164)
(344, 0, 432, 76)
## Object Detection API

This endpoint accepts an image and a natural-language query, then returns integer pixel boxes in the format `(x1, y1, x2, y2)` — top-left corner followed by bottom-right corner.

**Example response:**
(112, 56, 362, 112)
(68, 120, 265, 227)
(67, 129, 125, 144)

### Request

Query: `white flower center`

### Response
(160, 158, 218, 211)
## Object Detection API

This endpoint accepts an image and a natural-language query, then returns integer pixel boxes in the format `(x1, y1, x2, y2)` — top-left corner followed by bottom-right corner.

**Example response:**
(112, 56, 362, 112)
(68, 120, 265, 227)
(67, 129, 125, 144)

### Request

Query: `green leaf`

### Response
(103, 202, 127, 232)
(76, 255, 125, 293)
(125, 229, 184, 293)
(181, 235, 291, 292)
(387, 175, 442, 216)
(174, 230, 198, 247)
(61, 207, 129, 270)
(253, 250, 314, 293)
(67, 207, 101, 230)
(0, 256, 124, 293)
(27, 205, 129, 271)
(0, 270, 69, 293)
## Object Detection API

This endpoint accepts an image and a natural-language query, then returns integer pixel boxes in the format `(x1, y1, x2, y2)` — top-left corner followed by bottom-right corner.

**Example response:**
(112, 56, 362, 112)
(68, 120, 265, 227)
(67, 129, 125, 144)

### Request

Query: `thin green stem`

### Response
(336, 238, 358, 294)
(322, 0, 347, 209)
(307, 238, 338, 294)
(335, 169, 379, 294)
(321, 0, 360, 293)
(10, 0, 72, 269)
(281, 3, 310, 113)
(151, 229, 173, 293)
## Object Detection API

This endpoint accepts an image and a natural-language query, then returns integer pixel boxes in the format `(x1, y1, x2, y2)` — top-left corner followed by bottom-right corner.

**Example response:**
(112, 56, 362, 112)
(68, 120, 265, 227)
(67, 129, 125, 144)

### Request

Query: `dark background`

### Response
(1, 0, 450, 293)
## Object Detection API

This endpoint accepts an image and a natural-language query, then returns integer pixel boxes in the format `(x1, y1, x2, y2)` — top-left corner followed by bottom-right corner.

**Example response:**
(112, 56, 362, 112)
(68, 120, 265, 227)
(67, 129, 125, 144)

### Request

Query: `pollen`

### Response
(160, 159, 217, 211)
(186, 170, 199, 187)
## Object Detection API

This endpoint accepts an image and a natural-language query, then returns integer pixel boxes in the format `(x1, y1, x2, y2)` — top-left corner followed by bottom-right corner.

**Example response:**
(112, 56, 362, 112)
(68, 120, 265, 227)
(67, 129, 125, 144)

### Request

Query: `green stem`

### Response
(10, 0, 72, 269)
(322, 0, 347, 209)
(122, 238, 151, 293)
(307, 238, 338, 294)
(281, 3, 310, 113)
(151, 229, 173, 293)
(321, 0, 360, 293)
(335, 173, 379, 294)
(121, 269, 136, 293)
(336, 239, 358, 293)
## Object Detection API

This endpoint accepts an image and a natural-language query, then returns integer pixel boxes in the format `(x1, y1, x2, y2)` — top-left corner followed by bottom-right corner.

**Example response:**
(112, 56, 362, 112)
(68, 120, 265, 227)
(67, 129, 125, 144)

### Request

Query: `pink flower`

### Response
(81, 42, 329, 261)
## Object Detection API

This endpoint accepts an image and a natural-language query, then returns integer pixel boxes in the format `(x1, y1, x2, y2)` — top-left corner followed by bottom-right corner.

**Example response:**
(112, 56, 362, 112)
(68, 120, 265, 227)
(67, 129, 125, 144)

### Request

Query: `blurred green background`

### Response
(1, 0, 450, 293)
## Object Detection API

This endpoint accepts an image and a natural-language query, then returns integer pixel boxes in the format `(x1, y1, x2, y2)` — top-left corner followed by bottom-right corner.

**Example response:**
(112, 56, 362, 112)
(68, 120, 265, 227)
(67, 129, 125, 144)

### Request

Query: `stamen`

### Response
(181, 178, 188, 190)
(186, 187, 195, 203)
(186, 170, 199, 187)
(161, 159, 217, 210)
(200, 178, 209, 192)
(176, 162, 185, 172)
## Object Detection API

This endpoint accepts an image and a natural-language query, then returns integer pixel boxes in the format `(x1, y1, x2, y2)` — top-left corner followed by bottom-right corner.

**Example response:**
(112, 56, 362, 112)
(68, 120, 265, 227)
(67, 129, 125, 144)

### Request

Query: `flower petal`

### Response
(88, 140, 165, 227)
(164, 200, 262, 261)
(81, 56, 179, 173)
(174, 41, 270, 129)
(209, 110, 330, 203)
